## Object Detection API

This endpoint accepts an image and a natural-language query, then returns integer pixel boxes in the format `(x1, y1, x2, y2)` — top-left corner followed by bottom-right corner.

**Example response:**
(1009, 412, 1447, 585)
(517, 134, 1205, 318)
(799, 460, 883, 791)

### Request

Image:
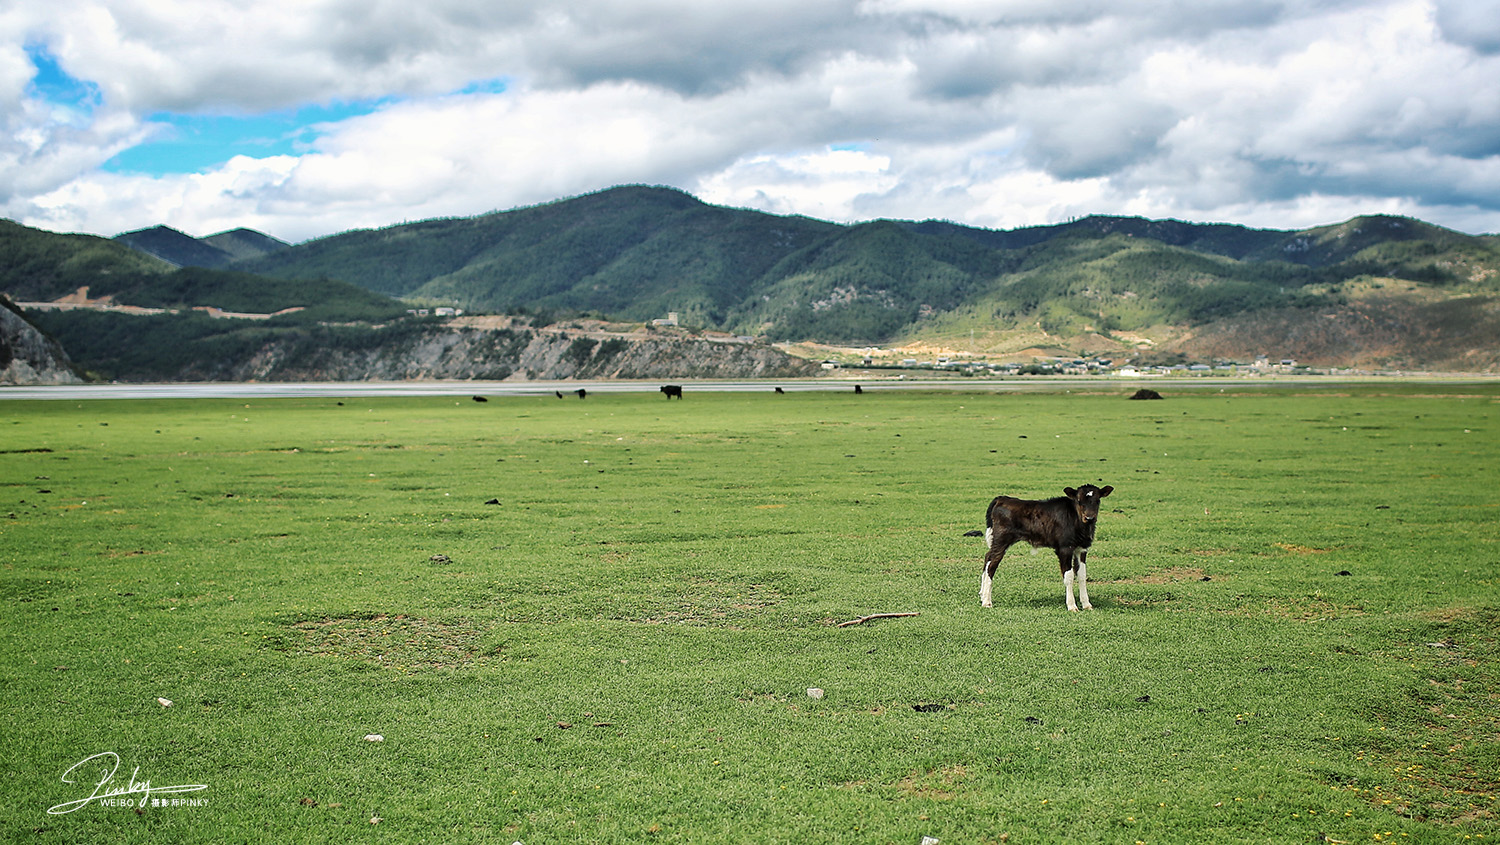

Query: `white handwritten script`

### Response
(48, 752, 208, 815)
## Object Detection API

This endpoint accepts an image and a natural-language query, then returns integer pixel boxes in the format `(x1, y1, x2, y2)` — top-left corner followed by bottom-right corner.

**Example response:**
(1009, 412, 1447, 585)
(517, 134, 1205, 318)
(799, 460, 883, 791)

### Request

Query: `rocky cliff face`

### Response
(217, 324, 820, 382)
(0, 298, 80, 384)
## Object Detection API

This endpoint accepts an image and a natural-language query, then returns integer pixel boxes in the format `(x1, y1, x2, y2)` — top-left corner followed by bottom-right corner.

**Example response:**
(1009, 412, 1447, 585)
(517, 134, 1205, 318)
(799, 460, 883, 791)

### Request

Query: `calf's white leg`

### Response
(980, 527, 994, 607)
(1077, 555, 1092, 610)
(1063, 568, 1078, 612)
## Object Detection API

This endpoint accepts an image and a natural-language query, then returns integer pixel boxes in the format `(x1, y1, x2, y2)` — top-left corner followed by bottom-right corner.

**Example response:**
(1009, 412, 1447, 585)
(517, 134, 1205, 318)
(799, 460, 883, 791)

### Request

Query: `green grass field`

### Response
(4, 384, 1497, 843)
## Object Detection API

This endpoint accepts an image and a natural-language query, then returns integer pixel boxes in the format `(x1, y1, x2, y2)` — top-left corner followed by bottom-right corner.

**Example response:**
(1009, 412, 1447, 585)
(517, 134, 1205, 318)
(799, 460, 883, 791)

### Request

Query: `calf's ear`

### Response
(1099, 486, 1114, 497)
(1064, 487, 1078, 498)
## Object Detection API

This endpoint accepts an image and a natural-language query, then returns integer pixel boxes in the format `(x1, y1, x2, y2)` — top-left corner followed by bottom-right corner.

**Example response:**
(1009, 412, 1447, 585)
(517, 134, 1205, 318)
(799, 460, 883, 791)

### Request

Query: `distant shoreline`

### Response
(4, 373, 1497, 401)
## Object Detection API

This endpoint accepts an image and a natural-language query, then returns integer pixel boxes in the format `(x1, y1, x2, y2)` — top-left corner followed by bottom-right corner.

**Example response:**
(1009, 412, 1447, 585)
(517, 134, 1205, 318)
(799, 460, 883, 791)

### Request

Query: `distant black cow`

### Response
(575, 388, 588, 399)
(556, 391, 565, 398)
(980, 484, 1114, 611)
(472, 395, 488, 402)
(1129, 388, 1163, 400)
(775, 387, 785, 394)
(854, 384, 863, 394)
(660, 385, 683, 399)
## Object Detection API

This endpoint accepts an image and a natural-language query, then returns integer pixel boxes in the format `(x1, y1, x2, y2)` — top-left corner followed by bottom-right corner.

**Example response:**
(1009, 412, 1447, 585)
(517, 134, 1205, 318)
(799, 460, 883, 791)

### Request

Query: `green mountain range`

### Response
(114, 225, 290, 269)
(1, 218, 413, 381)
(0, 219, 401, 322)
(4, 185, 1500, 375)
(230, 185, 1500, 368)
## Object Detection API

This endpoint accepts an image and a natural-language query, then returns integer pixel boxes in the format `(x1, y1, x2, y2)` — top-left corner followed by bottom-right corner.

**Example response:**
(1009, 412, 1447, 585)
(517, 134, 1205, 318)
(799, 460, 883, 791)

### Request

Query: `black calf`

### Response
(980, 484, 1113, 611)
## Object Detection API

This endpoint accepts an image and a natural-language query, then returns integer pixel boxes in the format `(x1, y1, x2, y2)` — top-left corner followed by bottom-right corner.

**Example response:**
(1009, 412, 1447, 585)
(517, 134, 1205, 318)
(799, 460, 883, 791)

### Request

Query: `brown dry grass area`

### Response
(1167, 291, 1500, 371)
(1117, 566, 1210, 584)
(621, 579, 784, 626)
(100, 547, 163, 559)
(897, 765, 971, 800)
(293, 614, 491, 669)
(1273, 542, 1333, 554)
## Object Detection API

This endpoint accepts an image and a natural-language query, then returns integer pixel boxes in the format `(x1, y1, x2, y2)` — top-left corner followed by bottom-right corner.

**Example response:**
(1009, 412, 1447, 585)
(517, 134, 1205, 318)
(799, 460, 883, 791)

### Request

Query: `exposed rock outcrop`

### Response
(194, 324, 820, 382)
(1, 297, 81, 384)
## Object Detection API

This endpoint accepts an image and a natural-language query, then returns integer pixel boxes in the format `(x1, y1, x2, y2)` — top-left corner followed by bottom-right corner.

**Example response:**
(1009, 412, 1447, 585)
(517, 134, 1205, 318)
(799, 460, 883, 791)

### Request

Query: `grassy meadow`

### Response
(3, 383, 1498, 843)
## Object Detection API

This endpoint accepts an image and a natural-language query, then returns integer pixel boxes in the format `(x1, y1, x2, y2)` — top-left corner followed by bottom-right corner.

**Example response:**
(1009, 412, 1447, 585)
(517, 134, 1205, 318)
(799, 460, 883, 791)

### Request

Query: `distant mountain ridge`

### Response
(6, 185, 1500, 375)
(114, 225, 289, 269)
(226, 185, 1500, 369)
(1, 214, 821, 382)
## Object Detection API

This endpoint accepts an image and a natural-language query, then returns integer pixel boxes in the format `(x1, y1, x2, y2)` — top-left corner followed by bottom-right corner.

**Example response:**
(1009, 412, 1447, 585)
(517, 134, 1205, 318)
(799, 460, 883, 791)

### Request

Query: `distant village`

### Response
(821, 354, 1329, 377)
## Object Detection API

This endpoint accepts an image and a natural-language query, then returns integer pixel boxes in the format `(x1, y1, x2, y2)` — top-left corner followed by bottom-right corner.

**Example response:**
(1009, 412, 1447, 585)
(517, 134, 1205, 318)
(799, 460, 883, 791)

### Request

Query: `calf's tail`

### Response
(984, 496, 1004, 530)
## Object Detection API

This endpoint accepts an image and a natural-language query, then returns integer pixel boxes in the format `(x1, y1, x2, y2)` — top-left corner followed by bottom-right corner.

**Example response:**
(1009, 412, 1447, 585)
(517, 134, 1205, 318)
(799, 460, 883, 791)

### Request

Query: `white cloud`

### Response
(1432, 0, 1500, 53)
(698, 147, 899, 220)
(4, 0, 1500, 242)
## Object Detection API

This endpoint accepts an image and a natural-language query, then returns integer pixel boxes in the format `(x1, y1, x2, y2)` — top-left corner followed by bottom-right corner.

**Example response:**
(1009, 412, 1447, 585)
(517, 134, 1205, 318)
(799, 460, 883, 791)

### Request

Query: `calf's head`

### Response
(1064, 484, 1113, 523)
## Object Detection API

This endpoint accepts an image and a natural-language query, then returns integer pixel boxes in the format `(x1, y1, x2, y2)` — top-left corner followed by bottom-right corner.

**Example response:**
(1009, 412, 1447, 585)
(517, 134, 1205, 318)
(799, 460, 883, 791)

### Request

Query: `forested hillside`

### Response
(3, 218, 412, 381)
(2, 219, 406, 323)
(113, 225, 289, 269)
(7, 185, 1500, 375)
(0, 220, 174, 299)
(229, 186, 1500, 367)
(0, 215, 818, 382)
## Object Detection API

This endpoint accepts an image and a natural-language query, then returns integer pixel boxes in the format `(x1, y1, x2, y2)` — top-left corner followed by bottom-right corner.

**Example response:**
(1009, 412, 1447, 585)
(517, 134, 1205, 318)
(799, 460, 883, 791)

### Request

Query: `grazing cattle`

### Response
(575, 388, 588, 399)
(555, 391, 564, 398)
(854, 384, 863, 394)
(472, 395, 488, 402)
(775, 387, 785, 394)
(980, 484, 1113, 611)
(660, 385, 683, 399)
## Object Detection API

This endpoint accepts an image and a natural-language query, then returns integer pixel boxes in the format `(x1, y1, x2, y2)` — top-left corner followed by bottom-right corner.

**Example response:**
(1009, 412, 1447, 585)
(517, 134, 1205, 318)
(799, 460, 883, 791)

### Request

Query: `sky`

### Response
(3, 0, 1500, 245)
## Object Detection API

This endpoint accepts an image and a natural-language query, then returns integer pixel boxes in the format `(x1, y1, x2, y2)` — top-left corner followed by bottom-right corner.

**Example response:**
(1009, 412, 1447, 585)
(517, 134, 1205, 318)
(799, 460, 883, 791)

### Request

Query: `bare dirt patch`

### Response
(619, 579, 784, 626)
(1221, 596, 1365, 621)
(897, 765, 971, 800)
(292, 614, 491, 670)
(1273, 543, 1333, 554)
(100, 547, 164, 559)
(1115, 566, 1209, 584)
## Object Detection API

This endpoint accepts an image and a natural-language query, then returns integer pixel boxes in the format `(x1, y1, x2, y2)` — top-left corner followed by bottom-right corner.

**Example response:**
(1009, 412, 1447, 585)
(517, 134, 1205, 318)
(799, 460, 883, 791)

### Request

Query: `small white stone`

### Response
(364, 734, 384, 742)
(806, 688, 824, 700)
(157, 698, 173, 707)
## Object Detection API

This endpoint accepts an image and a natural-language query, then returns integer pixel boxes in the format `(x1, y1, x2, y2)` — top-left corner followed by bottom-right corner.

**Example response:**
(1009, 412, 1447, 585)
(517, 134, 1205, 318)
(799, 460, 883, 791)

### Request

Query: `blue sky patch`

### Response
(103, 101, 391, 175)
(25, 41, 101, 117)
(455, 77, 510, 96)
(23, 44, 511, 177)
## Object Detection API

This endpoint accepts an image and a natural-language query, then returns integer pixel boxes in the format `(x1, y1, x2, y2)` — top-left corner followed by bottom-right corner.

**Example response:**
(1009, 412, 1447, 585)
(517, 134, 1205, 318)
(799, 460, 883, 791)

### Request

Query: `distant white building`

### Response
(652, 311, 680, 326)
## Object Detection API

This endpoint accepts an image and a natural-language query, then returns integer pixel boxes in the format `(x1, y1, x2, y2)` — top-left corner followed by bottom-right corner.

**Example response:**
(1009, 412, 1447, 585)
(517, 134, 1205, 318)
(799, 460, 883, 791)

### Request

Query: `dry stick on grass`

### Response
(836, 612, 920, 628)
